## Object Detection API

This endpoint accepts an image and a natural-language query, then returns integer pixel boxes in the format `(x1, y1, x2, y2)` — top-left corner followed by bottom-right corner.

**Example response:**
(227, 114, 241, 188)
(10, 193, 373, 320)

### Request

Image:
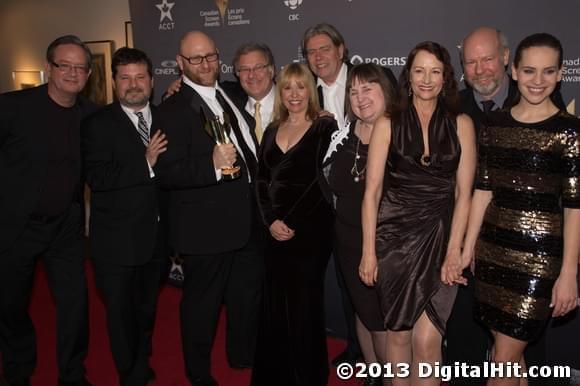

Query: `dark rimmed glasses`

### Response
(179, 53, 219, 65)
(50, 61, 90, 74)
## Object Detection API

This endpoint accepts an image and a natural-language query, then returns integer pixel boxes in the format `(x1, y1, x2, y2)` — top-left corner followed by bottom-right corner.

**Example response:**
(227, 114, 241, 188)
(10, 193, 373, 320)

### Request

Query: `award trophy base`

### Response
(222, 165, 241, 180)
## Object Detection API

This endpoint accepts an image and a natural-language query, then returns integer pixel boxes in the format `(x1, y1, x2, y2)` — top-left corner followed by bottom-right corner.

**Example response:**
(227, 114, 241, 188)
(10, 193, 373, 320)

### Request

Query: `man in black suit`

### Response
(156, 30, 263, 386)
(0, 35, 95, 386)
(81, 47, 167, 386)
(446, 26, 566, 386)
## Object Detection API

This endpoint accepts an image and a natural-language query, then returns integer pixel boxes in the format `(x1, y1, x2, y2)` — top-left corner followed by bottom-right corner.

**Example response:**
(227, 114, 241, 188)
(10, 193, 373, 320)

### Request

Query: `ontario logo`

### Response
(284, 0, 303, 10)
(156, 0, 175, 30)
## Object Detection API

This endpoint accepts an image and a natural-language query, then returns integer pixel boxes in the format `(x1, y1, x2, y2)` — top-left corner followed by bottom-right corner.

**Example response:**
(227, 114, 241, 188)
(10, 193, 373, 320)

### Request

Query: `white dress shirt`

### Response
(245, 84, 275, 130)
(317, 63, 348, 129)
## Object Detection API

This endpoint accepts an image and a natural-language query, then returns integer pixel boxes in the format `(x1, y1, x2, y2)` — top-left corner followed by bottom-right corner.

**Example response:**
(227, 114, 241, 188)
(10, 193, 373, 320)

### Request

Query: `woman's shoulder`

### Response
(313, 114, 338, 129)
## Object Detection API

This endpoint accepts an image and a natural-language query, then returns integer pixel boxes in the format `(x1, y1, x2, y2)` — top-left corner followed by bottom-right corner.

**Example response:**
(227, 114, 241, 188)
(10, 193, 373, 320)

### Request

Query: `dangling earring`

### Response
(408, 87, 413, 97)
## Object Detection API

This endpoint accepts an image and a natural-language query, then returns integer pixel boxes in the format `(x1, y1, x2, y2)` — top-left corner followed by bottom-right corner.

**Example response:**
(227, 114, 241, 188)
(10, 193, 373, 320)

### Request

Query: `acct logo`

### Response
(350, 54, 407, 67)
(156, 0, 175, 30)
(154, 59, 179, 76)
(284, 0, 303, 10)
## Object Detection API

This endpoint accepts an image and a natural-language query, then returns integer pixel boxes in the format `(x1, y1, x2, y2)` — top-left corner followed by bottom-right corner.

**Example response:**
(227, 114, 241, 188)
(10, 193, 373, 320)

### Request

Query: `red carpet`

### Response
(24, 261, 360, 386)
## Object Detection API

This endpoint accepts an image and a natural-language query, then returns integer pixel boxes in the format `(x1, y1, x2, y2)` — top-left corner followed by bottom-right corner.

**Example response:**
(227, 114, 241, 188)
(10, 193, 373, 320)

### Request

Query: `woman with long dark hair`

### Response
(460, 33, 579, 386)
(361, 41, 476, 385)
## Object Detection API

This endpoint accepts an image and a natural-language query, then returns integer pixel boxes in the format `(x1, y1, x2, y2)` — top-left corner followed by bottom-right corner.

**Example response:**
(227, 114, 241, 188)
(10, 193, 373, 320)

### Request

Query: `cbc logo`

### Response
(284, 0, 302, 21)
(284, 0, 302, 10)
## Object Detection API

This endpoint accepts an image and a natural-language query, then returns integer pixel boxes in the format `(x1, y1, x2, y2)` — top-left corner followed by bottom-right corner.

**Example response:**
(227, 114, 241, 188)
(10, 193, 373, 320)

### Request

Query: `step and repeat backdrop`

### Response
(128, 0, 580, 370)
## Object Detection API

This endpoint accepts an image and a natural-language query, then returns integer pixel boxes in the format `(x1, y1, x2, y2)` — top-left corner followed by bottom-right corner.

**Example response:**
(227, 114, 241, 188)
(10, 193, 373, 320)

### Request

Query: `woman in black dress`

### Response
(460, 33, 579, 386)
(251, 63, 337, 386)
(361, 42, 476, 385)
(324, 63, 396, 386)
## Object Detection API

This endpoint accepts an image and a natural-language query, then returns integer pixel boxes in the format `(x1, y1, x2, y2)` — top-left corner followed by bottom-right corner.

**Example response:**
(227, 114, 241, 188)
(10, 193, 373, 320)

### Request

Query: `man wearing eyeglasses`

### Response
(224, 43, 276, 142)
(0, 35, 96, 386)
(155, 30, 263, 386)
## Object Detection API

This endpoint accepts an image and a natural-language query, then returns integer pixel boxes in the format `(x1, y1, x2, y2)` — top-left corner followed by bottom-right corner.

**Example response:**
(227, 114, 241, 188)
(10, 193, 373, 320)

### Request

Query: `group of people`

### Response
(0, 20, 578, 386)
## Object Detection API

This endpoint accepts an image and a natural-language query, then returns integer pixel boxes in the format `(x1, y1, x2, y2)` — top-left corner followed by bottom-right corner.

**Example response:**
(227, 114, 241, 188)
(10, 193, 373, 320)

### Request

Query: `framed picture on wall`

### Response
(82, 40, 114, 106)
(11, 70, 45, 90)
(125, 21, 134, 48)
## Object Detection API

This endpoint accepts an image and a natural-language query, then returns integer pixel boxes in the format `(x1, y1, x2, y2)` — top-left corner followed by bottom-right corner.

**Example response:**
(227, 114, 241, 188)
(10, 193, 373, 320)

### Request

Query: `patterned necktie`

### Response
(134, 111, 149, 146)
(254, 101, 263, 143)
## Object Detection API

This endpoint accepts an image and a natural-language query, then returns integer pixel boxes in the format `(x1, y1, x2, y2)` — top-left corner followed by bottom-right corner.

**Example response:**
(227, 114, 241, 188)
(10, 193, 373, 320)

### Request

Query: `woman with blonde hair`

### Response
(251, 63, 338, 386)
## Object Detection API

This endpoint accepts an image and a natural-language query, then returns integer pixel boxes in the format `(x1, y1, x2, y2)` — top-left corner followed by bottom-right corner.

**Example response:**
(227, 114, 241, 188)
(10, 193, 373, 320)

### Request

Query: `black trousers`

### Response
(0, 203, 88, 383)
(181, 224, 264, 382)
(333, 253, 361, 356)
(92, 248, 164, 386)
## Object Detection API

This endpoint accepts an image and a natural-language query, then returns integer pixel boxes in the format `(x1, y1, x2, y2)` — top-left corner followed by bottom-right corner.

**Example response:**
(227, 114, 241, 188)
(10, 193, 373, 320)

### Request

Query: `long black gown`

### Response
(474, 110, 580, 341)
(376, 102, 461, 335)
(251, 116, 337, 386)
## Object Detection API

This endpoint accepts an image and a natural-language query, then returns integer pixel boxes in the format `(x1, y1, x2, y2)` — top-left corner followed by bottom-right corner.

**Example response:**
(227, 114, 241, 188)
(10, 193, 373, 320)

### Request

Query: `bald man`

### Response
(155, 31, 264, 386)
(445, 26, 566, 386)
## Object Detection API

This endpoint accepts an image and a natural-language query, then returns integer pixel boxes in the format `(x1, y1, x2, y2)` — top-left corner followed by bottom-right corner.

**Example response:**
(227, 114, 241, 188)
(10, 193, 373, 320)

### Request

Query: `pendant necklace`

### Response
(350, 137, 366, 183)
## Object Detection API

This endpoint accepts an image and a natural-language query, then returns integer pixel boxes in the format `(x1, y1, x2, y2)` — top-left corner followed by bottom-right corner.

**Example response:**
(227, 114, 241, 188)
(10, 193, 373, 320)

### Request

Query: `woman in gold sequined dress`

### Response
(458, 33, 580, 386)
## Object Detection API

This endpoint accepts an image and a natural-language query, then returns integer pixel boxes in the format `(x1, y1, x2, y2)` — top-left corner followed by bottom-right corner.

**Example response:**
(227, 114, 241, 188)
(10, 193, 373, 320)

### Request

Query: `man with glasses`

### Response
(0, 35, 95, 386)
(156, 30, 263, 386)
(225, 43, 276, 142)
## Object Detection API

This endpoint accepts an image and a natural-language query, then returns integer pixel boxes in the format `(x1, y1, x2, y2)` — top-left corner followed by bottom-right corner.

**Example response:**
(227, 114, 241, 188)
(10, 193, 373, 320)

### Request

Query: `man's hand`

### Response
(146, 131, 168, 167)
(164, 78, 182, 98)
(212, 143, 237, 169)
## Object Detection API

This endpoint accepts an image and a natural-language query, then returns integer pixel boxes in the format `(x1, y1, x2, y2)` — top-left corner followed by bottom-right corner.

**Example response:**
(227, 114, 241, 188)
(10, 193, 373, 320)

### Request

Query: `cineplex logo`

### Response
(156, 0, 175, 30)
(155, 60, 179, 76)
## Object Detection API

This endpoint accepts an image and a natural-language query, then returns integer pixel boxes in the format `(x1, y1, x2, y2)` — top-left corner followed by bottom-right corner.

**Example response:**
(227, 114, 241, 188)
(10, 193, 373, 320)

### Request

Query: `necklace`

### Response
(350, 137, 366, 182)
(420, 154, 431, 167)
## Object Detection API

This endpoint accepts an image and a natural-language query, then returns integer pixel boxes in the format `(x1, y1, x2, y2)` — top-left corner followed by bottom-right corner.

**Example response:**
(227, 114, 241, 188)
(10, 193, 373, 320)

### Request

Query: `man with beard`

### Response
(156, 31, 262, 386)
(0, 35, 95, 386)
(445, 26, 566, 386)
(81, 47, 168, 386)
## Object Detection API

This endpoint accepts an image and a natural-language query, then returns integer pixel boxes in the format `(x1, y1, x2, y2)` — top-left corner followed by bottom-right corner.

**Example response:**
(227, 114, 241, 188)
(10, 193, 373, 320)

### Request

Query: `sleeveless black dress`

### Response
(376, 102, 461, 335)
(328, 121, 384, 331)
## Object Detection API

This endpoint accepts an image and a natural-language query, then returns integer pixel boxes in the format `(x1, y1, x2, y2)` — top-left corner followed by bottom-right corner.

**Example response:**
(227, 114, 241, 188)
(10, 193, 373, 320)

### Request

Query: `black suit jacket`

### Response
(81, 102, 164, 266)
(460, 77, 566, 134)
(155, 82, 257, 255)
(0, 84, 96, 253)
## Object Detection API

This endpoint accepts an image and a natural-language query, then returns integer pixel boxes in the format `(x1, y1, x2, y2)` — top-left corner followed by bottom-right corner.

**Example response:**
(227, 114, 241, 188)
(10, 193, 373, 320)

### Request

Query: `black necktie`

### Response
(215, 89, 257, 181)
(481, 100, 495, 114)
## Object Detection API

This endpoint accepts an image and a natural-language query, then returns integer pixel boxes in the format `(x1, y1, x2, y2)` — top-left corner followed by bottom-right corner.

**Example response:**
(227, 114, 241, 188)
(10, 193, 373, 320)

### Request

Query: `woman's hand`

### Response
(269, 220, 295, 241)
(359, 254, 378, 287)
(551, 273, 578, 317)
(441, 247, 470, 286)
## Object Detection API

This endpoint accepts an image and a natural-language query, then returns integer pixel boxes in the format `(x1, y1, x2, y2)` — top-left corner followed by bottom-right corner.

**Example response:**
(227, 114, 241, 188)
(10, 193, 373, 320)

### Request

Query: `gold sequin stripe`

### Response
(475, 281, 552, 321)
(486, 167, 561, 195)
(484, 202, 562, 237)
(563, 176, 579, 202)
(483, 126, 572, 154)
(476, 239, 562, 279)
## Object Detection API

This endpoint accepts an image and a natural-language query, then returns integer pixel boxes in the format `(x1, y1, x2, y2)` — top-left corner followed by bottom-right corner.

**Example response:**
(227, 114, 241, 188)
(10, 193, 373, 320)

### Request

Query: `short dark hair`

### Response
(301, 22, 348, 61)
(46, 35, 92, 68)
(513, 32, 563, 69)
(111, 47, 153, 78)
(232, 42, 275, 71)
(396, 41, 459, 118)
(346, 63, 396, 121)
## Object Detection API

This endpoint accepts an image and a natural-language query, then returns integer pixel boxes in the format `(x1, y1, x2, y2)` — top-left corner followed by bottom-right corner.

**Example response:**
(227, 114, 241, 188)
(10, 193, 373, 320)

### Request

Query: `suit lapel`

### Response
(112, 102, 148, 151)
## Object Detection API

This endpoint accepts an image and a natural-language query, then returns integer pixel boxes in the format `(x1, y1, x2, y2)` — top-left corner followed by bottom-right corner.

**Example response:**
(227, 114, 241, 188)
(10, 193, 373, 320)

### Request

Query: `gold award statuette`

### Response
(204, 114, 241, 180)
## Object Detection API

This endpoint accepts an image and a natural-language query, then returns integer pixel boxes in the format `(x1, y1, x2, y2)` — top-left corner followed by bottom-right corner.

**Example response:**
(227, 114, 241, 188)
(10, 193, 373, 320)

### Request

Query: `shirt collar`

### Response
(473, 73, 509, 110)
(317, 63, 348, 89)
(248, 84, 275, 110)
(183, 75, 218, 99)
(120, 102, 152, 123)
